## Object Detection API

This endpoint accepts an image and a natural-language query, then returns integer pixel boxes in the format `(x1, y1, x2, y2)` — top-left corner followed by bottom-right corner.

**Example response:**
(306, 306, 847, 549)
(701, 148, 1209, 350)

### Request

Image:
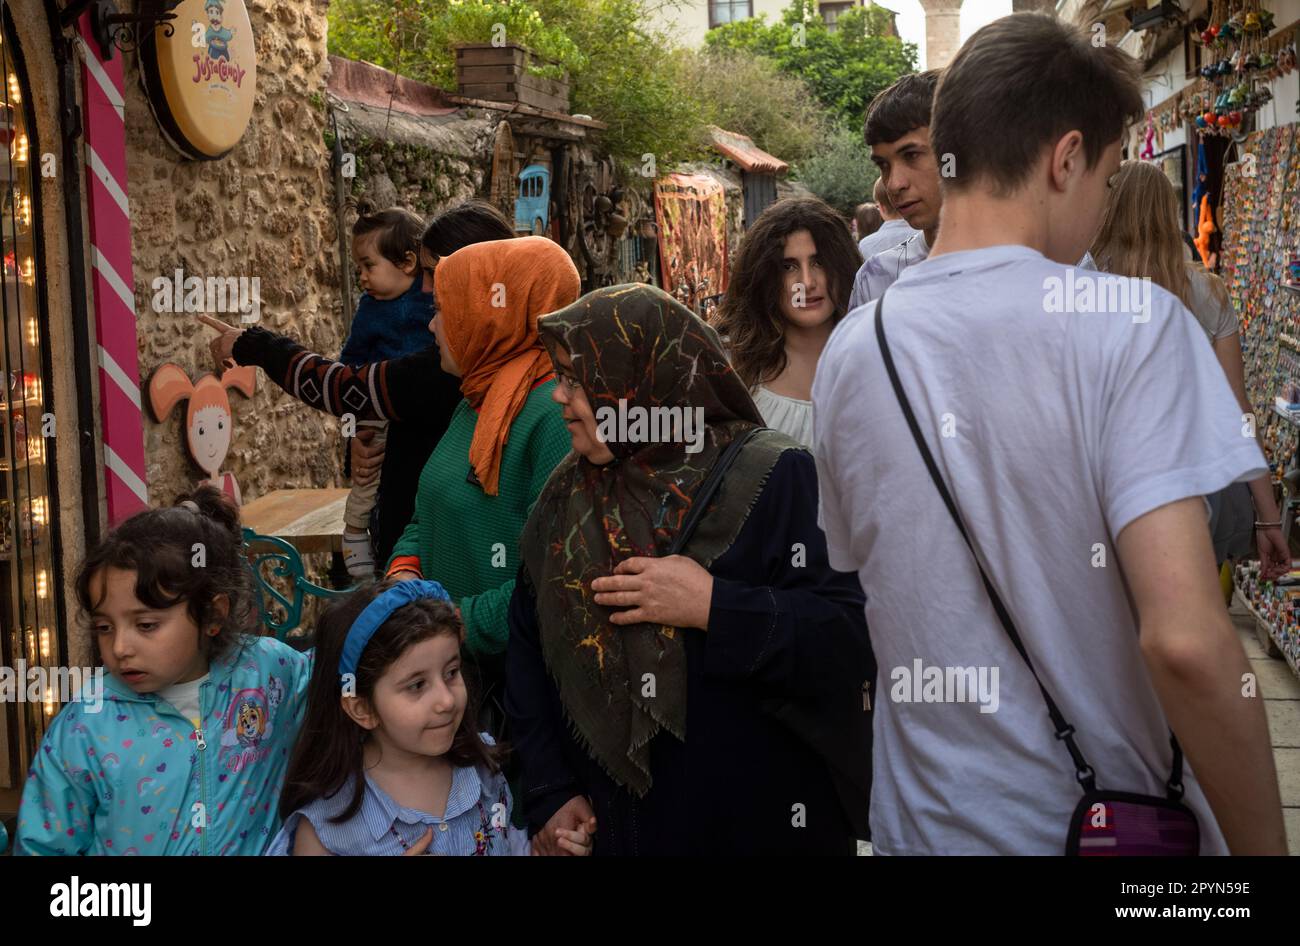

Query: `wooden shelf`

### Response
(1272, 404, 1300, 426)
(1234, 585, 1300, 683)
(1274, 622, 1300, 681)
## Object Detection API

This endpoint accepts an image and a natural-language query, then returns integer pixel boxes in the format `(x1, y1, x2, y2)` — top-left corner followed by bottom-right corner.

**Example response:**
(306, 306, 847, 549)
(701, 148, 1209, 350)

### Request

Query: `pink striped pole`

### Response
(76, 15, 148, 524)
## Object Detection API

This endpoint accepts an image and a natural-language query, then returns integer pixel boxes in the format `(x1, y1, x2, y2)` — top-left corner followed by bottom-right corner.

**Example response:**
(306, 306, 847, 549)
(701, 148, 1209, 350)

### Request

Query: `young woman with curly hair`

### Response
(711, 197, 862, 446)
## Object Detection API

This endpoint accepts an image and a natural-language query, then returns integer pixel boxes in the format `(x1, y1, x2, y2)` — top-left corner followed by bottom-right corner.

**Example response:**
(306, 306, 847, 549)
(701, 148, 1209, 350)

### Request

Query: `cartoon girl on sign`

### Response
(219, 681, 283, 773)
(202, 0, 235, 61)
(148, 363, 256, 505)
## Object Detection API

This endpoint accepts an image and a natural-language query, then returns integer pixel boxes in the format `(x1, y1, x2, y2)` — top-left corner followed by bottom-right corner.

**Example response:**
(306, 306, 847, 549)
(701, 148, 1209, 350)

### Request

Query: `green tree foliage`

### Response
(327, 0, 705, 171)
(326, 0, 401, 72)
(701, 1, 914, 217)
(797, 125, 879, 218)
(545, 0, 706, 172)
(327, 0, 913, 201)
(674, 49, 829, 168)
(328, 0, 582, 86)
(705, 0, 917, 130)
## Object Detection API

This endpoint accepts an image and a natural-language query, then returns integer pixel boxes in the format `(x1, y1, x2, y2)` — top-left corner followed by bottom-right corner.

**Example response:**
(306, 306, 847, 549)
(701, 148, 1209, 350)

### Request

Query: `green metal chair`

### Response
(241, 527, 357, 641)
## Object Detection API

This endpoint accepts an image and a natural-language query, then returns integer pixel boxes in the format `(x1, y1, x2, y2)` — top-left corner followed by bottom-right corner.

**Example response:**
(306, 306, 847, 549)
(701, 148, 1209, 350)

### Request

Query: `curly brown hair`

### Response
(711, 197, 862, 389)
(76, 484, 256, 666)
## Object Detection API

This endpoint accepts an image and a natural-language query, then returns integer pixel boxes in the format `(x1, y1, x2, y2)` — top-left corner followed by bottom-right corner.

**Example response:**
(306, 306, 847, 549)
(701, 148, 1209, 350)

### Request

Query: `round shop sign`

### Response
(139, 0, 257, 160)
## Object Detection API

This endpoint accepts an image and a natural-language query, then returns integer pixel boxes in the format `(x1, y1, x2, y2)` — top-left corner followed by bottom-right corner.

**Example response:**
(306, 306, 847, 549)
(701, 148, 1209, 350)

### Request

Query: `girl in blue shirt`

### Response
(268, 579, 585, 855)
(15, 486, 311, 855)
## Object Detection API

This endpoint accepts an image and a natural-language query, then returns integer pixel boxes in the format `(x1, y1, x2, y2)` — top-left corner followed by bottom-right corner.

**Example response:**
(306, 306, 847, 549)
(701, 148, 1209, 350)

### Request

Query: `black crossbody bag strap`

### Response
(874, 294, 1186, 797)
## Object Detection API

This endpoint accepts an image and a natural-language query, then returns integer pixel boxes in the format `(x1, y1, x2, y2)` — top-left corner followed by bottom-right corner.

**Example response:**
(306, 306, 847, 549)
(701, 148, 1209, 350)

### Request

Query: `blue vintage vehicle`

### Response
(515, 164, 550, 235)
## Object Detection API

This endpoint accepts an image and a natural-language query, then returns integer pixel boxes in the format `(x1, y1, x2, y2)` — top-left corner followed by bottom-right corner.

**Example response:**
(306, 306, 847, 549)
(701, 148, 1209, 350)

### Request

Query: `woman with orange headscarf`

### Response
(383, 236, 579, 655)
(205, 236, 580, 658)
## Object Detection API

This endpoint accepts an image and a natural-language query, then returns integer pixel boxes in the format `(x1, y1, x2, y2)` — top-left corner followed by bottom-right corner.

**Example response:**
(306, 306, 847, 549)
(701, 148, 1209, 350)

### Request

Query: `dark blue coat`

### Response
(505, 449, 874, 855)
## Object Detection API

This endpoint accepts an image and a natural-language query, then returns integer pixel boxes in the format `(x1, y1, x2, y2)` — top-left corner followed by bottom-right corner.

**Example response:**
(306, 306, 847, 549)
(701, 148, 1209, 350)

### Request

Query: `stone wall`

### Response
(126, 0, 347, 505)
(329, 91, 493, 256)
(326, 55, 655, 291)
(335, 117, 490, 219)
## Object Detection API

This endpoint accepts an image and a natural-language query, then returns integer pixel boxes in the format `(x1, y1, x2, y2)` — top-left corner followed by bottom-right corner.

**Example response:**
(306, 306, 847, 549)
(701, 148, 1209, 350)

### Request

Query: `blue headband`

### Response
(338, 580, 452, 680)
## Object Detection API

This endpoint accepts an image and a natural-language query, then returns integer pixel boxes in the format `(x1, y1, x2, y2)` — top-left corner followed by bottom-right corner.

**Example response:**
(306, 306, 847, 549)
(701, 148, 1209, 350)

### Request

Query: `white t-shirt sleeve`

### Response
(1097, 291, 1267, 539)
(812, 325, 860, 573)
(848, 260, 870, 312)
(814, 442, 856, 572)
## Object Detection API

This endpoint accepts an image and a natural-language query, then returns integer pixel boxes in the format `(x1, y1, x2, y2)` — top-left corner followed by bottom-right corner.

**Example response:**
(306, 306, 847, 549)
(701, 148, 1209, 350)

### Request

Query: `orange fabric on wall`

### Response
(433, 236, 580, 495)
(1194, 193, 1216, 267)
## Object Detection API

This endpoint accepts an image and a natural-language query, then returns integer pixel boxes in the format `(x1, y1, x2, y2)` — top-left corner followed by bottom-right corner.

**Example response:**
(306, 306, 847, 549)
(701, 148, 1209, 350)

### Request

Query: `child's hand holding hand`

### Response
(532, 795, 597, 856)
(554, 817, 597, 856)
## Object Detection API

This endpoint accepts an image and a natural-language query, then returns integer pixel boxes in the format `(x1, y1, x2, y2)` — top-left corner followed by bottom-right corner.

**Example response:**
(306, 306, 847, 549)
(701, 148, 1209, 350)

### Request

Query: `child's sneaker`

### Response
(342, 531, 375, 578)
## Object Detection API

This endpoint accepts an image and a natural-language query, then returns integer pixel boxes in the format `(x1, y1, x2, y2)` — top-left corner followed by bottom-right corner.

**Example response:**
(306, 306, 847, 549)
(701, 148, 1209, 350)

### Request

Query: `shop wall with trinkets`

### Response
(1234, 560, 1300, 676)
(1219, 121, 1300, 685)
(1219, 122, 1298, 474)
(1140, 10, 1297, 156)
(124, 0, 347, 511)
(1153, 1, 1300, 471)
(1191, 0, 1289, 134)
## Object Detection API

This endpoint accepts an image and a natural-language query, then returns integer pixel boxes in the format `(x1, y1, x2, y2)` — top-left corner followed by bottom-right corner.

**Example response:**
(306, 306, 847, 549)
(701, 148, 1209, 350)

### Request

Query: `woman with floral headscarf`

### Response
(505, 283, 874, 856)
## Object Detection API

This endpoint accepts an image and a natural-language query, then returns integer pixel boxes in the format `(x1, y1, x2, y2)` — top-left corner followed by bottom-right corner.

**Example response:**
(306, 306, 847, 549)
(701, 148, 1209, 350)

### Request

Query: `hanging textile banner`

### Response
(653, 172, 727, 319)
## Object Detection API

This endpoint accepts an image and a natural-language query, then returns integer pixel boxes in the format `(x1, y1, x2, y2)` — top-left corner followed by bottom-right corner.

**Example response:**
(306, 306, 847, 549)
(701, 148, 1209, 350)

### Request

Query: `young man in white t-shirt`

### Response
(848, 69, 1096, 312)
(848, 71, 941, 311)
(813, 13, 1286, 855)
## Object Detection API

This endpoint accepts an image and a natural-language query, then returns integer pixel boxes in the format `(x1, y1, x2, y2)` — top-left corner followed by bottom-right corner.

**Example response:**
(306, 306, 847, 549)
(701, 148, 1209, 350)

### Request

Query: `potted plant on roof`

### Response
(445, 0, 585, 114)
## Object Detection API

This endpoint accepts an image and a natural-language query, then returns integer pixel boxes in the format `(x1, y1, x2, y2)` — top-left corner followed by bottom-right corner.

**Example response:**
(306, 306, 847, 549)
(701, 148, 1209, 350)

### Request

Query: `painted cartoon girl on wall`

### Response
(148, 364, 256, 505)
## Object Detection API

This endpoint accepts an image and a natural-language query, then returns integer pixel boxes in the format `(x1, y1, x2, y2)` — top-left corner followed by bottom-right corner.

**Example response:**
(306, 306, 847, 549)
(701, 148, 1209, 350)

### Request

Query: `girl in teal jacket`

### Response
(15, 487, 310, 856)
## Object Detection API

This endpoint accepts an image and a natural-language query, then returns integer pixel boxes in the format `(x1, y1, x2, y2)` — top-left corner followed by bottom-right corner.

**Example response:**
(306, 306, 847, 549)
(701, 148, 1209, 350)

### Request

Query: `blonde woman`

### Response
(1092, 160, 1288, 580)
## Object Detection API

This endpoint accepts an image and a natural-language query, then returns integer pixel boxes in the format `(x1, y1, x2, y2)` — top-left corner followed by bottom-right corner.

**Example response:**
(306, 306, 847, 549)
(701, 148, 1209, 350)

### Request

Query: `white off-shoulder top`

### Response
(753, 385, 814, 449)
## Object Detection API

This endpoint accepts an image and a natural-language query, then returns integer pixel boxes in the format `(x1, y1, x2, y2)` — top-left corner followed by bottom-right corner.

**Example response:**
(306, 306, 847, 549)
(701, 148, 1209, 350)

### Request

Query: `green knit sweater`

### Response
(387, 380, 572, 657)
